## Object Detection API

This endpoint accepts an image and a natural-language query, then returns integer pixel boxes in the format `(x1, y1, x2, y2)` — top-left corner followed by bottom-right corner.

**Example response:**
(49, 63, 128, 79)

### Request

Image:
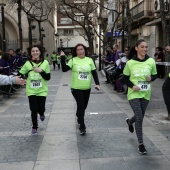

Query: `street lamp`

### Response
(40, 27, 45, 45)
(60, 38, 63, 50)
(90, 31, 94, 55)
(66, 37, 71, 55)
(41, 34, 45, 46)
(16, 0, 23, 50)
(121, 0, 126, 53)
(98, 14, 102, 71)
(27, 14, 35, 46)
(55, 33, 59, 53)
(0, 0, 6, 52)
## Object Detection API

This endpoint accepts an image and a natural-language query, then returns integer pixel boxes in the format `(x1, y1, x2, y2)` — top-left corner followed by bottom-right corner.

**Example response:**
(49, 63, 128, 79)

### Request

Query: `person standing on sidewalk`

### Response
(162, 46, 170, 121)
(123, 39, 157, 155)
(18, 45, 51, 135)
(56, 53, 61, 70)
(60, 43, 100, 135)
(51, 51, 57, 70)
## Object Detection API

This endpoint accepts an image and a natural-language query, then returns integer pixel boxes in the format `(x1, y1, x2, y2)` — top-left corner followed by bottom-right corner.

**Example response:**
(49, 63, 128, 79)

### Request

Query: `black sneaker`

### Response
(80, 129, 86, 135)
(40, 114, 45, 121)
(138, 144, 147, 155)
(126, 118, 134, 133)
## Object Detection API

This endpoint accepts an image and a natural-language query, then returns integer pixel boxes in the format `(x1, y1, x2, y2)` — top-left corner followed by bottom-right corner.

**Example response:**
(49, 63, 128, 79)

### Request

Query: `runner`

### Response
(123, 39, 157, 154)
(60, 43, 100, 135)
(19, 45, 51, 135)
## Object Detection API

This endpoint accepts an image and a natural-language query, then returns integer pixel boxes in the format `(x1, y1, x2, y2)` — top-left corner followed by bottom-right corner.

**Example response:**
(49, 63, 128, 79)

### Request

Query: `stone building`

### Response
(0, 1, 56, 55)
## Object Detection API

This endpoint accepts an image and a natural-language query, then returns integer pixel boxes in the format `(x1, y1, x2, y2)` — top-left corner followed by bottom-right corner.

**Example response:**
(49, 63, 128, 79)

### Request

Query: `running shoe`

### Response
(40, 114, 45, 121)
(31, 128, 37, 135)
(79, 129, 86, 135)
(138, 144, 147, 155)
(126, 118, 134, 133)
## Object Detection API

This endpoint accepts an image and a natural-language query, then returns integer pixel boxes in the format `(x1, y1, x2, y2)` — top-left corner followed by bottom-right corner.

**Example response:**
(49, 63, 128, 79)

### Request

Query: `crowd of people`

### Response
(0, 48, 28, 96)
(0, 40, 170, 156)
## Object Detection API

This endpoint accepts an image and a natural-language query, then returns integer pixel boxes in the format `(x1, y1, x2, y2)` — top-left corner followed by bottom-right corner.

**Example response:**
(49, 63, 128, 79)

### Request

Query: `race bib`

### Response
(78, 72, 89, 80)
(31, 80, 42, 88)
(138, 81, 150, 91)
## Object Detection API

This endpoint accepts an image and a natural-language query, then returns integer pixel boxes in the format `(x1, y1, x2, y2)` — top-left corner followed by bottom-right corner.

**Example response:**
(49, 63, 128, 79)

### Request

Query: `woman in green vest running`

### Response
(123, 39, 157, 155)
(61, 44, 100, 135)
(19, 45, 51, 135)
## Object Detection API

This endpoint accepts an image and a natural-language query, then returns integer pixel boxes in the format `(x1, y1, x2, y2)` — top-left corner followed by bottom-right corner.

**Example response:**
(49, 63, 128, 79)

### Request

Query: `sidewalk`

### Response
(0, 68, 170, 170)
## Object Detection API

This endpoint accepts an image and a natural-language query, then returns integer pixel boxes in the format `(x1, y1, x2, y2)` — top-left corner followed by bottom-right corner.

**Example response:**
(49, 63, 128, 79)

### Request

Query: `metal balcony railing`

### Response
(129, 0, 152, 20)
(117, 0, 153, 29)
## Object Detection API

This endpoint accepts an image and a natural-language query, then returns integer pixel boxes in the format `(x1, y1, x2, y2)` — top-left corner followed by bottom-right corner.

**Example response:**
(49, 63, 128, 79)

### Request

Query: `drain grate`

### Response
(63, 84, 68, 86)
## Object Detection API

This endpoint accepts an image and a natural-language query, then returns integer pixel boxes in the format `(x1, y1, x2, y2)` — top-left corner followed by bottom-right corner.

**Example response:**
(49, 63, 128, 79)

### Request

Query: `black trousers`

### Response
(71, 89, 91, 130)
(156, 65, 165, 78)
(162, 78, 170, 114)
(28, 95, 46, 129)
(52, 61, 56, 70)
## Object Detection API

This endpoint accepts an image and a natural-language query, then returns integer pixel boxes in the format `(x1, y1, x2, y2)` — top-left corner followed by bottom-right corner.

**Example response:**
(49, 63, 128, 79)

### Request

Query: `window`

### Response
(60, 18, 72, 24)
(64, 30, 73, 35)
(60, 6, 71, 12)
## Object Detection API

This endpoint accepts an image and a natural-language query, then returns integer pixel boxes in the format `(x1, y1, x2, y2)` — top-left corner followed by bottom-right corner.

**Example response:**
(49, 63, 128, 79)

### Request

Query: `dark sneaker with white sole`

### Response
(79, 129, 86, 135)
(31, 128, 37, 135)
(138, 144, 147, 155)
(126, 118, 134, 133)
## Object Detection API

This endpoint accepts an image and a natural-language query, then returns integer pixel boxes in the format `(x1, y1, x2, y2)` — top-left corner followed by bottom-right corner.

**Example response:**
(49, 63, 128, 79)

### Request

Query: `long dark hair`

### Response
(72, 43, 88, 58)
(27, 45, 45, 61)
(127, 39, 146, 60)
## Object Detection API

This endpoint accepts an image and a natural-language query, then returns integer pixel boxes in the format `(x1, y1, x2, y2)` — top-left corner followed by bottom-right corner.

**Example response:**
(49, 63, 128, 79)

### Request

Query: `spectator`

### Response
(51, 51, 57, 70)
(154, 47, 165, 78)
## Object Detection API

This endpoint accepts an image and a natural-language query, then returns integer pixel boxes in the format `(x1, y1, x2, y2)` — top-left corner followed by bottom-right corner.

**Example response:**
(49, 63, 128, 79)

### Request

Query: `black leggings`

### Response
(28, 95, 46, 129)
(71, 89, 91, 130)
(162, 78, 170, 114)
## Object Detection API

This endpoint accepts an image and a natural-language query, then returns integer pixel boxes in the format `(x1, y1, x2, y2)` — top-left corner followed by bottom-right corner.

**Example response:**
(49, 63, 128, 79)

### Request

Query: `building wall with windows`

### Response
(0, 2, 56, 55)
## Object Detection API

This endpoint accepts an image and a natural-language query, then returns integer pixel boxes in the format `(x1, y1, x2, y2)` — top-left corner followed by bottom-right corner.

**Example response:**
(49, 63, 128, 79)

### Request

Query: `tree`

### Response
(9, 0, 55, 46)
(57, 0, 99, 57)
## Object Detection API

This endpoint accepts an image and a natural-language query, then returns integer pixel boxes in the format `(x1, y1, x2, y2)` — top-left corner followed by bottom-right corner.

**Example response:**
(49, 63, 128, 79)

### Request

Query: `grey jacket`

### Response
(0, 75, 16, 85)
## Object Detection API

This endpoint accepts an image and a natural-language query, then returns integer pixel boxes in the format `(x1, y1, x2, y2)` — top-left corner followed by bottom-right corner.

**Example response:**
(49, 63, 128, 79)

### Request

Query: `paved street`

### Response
(0, 65, 170, 170)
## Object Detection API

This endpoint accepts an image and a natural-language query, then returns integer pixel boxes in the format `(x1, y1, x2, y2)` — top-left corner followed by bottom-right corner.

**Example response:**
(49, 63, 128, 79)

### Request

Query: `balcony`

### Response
(117, 1, 153, 29)
(130, 1, 152, 20)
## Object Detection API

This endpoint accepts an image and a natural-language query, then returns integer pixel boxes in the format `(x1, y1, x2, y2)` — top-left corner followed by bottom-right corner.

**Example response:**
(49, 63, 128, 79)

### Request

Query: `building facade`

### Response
(0, 1, 56, 55)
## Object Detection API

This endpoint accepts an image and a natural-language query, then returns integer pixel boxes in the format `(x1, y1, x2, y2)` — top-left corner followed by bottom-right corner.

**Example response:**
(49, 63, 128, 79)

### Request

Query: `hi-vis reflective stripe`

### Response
(156, 62, 170, 66)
